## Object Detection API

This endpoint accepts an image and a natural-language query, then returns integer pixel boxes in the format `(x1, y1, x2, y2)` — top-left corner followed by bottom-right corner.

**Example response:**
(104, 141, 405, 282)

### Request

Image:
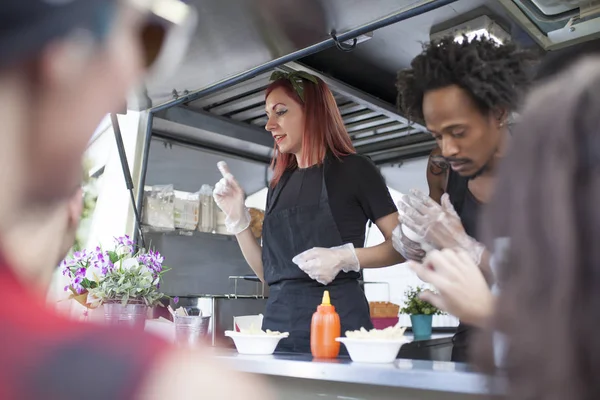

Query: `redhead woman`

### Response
(213, 71, 403, 353)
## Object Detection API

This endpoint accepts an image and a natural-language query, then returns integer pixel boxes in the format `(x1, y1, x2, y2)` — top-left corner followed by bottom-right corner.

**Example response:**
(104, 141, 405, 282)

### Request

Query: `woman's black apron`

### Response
(260, 157, 373, 353)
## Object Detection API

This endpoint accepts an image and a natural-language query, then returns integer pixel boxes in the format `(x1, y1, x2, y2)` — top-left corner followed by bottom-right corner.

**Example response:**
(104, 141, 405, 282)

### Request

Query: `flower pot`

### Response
(410, 314, 433, 338)
(103, 300, 148, 329)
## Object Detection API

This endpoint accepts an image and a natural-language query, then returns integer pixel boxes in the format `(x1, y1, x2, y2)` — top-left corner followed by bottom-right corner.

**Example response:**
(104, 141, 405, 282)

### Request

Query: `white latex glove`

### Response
(408, 248, 494, 327)
(292, 243, 360, 285)
(398, 189, 485, 266)
(213, 161, 250, 235)
(391, 223, 426, 262)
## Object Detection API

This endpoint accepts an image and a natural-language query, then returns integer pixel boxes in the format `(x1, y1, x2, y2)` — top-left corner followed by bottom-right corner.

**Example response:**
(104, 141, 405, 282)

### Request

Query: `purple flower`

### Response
(173, 296, 179, 304)
(72, 275, 84, 294)
(137, 249, 164, 274)
(61, 261, 73, 277)
(114, 235, 135, 255)
(91, 249, 113, 275)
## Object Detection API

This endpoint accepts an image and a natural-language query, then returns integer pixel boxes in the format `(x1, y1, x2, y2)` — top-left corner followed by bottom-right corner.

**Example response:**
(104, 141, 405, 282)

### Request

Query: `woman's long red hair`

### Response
(266, 77, 355, 187)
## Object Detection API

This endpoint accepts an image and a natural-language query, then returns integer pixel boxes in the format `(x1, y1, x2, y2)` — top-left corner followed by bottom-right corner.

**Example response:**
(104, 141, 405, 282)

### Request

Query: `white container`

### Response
(199, 184, 215, 233)
(233, 314, 263, 332)
(336, 337, 409, 363)
(402, 225, 435, 252)
(224, 331, 289, 355)
(174, 190, 200, 230)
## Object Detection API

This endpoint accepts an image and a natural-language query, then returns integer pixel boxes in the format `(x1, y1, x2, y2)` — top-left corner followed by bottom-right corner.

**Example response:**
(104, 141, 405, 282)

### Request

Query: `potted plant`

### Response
(400, 286, 442, 338)
(62, 235, 169, 327)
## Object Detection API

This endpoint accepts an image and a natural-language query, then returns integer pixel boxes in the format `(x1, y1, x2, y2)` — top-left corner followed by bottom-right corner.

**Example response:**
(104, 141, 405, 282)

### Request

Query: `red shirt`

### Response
(0, 264, 170, 400)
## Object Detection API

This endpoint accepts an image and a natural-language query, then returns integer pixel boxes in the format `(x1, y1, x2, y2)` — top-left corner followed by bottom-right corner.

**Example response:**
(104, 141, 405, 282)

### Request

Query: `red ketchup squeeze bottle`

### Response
(310, 290, 341, 358)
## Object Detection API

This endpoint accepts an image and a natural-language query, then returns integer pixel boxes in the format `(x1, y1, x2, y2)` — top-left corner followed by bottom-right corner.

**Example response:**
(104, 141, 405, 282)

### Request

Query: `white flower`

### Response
(122, 258, 139, 270)
(116, 245, 133, 256)
(85, 264, 105, 283)
(140, 264, 153, 276)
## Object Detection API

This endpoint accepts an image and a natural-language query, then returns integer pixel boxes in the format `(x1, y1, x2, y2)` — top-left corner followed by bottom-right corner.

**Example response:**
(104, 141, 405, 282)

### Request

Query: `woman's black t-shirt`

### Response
(266, 154, 397, 248)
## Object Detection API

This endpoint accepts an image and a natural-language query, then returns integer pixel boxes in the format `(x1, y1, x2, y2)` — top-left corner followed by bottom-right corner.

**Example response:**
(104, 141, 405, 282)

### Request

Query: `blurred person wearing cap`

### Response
(0, 1, 271, 399)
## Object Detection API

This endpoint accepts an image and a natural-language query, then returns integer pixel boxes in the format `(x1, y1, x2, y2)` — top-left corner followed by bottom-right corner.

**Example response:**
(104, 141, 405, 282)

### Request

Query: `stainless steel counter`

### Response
(213, 350, 505, 399)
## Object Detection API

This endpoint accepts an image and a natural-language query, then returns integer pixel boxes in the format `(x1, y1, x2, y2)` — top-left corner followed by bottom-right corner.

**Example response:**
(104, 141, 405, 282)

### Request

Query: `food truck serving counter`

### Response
(212, 350, 504, 399)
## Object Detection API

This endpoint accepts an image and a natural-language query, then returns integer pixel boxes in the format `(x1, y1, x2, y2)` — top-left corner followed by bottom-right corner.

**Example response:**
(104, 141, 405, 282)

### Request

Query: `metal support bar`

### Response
(338, 103, 367, 116)
(350, 122, 405, 138)
(346, 116, 392, 133)
(208, 91, 266, 116)
(369, 141, 437, 165)
(357, 133, 433, 155)
(353, 126, 416, 147)
(150, 0, 458, 113)
(374, 149, 434, 165)
(110, 114, 146, 248)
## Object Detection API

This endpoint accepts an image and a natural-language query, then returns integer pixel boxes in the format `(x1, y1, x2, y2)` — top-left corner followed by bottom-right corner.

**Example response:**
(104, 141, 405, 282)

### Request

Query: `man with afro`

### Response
(394, 35, 535, 362)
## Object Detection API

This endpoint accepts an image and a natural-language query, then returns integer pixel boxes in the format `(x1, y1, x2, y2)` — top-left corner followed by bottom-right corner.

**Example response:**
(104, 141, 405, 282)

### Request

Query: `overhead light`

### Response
(430, 15, 511, 45)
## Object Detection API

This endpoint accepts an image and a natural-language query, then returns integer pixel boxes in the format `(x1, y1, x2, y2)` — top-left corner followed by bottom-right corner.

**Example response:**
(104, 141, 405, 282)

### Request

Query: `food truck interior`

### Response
(100, 1, 600, 397)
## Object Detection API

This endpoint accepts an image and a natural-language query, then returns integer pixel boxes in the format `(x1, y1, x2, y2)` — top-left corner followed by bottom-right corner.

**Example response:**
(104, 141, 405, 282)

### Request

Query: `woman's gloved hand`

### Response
(213, 161, 250, 235)
(398, 189, 485, 266)
(292, 243, 360, 285)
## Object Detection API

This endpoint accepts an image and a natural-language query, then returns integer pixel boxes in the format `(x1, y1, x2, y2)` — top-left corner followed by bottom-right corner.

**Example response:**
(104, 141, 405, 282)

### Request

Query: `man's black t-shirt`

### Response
(266, 154, 397, 248)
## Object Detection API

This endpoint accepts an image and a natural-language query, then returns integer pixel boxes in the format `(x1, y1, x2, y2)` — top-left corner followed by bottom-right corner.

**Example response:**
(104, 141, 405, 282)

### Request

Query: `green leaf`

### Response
(107, 251, 120, 264)
(400, 285, 444, 316)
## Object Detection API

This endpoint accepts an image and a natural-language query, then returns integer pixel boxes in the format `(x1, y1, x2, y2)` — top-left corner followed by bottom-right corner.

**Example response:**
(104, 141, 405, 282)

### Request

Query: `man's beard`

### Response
(465, 162, 490, 180)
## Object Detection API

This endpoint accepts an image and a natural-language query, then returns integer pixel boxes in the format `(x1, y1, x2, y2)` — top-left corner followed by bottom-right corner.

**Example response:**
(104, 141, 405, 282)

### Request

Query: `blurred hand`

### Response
(213, 162, 250, 235)
(409, 248, 494, 327)
(292, 243, 360, 285)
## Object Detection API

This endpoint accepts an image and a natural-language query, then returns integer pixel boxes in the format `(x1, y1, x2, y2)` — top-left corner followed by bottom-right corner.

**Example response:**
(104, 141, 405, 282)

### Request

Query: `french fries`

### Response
(345, 325, 407, 340)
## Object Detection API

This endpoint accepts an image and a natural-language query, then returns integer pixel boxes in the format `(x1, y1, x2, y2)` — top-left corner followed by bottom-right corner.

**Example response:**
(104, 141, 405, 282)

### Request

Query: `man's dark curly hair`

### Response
(396, 36, 536, 123)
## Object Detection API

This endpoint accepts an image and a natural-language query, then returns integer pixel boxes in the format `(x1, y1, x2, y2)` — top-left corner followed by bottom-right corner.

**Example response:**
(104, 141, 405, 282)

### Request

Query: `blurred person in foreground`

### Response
(414, 56, 600, 399)
(0, 1, 271, 399)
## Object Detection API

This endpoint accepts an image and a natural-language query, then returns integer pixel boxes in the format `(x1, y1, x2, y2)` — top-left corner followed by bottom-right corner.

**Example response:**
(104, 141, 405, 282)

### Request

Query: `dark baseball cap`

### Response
(0, 0, 116, 68)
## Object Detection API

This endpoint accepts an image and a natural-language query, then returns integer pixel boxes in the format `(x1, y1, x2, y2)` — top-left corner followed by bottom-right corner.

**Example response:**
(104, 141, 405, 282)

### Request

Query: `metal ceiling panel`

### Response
(530, 0, 582, 16)
(138, 0, 459, 110)
(187, 72, 273, 110)
(160, 61, 431, 164)
(499, 0, 600, 50)
(338, 103, 368, 116)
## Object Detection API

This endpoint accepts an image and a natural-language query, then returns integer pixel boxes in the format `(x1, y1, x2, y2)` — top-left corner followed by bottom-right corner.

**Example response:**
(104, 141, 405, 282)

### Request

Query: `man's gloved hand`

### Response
(391, 222, 426, 262)
(292, 243, 360, 285)
(398, 189, 485, 266)
(213, 161, 250, 235)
